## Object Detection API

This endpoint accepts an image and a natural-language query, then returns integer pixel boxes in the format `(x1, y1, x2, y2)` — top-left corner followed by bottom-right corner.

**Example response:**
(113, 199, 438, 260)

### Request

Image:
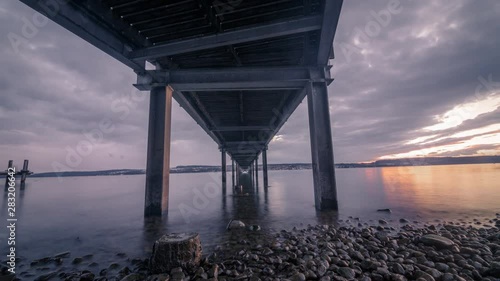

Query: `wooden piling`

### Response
(5, 160, 13, 187)
(21, 159, 29, 183)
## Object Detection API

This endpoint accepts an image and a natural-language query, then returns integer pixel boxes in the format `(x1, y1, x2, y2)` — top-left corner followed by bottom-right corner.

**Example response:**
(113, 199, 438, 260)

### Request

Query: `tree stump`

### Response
(150, 233, 202, 273)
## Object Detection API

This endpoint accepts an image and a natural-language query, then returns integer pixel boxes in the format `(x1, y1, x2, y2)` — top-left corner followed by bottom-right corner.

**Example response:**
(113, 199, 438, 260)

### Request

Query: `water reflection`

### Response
(380, 164, 500, 218)
(1, 165, 498, 266)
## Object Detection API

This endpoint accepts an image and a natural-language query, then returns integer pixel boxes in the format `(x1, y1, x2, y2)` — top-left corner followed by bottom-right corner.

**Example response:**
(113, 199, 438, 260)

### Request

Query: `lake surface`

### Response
(1, 164, 499, 271)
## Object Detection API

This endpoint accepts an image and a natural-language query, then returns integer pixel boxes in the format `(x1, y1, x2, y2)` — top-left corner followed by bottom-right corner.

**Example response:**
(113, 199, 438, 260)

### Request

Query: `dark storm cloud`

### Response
(0, 0, 499, 172)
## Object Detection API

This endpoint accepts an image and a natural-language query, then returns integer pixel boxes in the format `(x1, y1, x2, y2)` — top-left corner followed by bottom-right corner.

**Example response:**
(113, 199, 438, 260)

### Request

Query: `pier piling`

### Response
(255, 157, 259, 188)
(221, 148, 227, 185)
(262, 149, 268, 188)
(144, 86, 173, 216)
(307, 82, 338, 210)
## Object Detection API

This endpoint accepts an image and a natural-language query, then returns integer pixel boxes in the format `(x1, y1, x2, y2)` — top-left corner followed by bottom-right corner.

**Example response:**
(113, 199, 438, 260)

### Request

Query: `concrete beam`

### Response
(307, 82, 338, 210)
(134, 66, 331, 91)
(144, 86, 173, 216)
(210, 126, 272, 132)
(128, 16, 322, 60)
(19, 0, 146, 72)
(317, 0, 344, 64)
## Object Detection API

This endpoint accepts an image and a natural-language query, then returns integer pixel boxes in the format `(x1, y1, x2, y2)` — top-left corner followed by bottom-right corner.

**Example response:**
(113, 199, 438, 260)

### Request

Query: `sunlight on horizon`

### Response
(423, 94, 500, 131)
(380, 133, 499, 159)
(381, 93, 500, 159)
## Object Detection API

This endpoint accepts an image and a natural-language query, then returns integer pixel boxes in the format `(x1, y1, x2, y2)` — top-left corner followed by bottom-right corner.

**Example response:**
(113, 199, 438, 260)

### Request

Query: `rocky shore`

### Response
(2, 215, 500, 281)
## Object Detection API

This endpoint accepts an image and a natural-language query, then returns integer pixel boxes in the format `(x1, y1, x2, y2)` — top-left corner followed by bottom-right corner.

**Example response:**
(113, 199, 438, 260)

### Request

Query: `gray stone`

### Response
(53, 252, 70, 259)
(392, 263, 405, 275)
(33, 271, 57, 281)
(420, 235, 455, 249)
(208, 264, 219, 278)
(290, 273, 306, 281)
(337, 267, 355, 279)
(227, 220, 246, 230)
(415, 270, 435, 281)
(391, 274, 407, 281)
(147, 274, 170, 281)
(150, 233, 202, 274)
(120, 273, 144, 281)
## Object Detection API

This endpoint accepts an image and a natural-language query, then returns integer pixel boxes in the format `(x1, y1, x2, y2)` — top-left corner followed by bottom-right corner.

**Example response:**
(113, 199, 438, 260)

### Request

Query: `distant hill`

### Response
(336, 155, 500, 168)
(30, 156, 499, 178)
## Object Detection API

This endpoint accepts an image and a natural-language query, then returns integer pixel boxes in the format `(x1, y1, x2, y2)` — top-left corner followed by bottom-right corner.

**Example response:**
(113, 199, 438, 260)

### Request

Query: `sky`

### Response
(0, 0, 499, 172)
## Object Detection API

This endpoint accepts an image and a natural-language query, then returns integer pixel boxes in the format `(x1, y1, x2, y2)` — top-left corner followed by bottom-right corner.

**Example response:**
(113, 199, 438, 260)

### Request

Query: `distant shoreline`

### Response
(28, 156, 499, 178)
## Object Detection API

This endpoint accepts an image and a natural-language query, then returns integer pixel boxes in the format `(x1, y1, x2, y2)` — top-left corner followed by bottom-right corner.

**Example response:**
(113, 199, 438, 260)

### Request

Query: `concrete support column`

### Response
(231, 159, 235, 187)
(250, 163, 254, 186)
(221, 148, 227, 184)
(236, 164, 240, 186)
(307, 82, 338, 210)
(255, 157, 259, 187)
(262, 149, 268, 188)
(144, 86, 173, 216)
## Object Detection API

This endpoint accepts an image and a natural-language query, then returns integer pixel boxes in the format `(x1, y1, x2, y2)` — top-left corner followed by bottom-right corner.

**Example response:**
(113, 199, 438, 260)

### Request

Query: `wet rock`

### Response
(399, 219, 409, 223)
(460, 247, 480, 255)
(337, 267, 355, 279)
(415, 270, 435, 281)
(53, 252, 70, 259)
(392, 263, 405, 275)
(150, 233, 202, 274)
(109, 263, 120, 270)
(248, 225, 261, 231)
(72, 257, 83, 265)
(208, 264, 219, 278)
(377, 209, 392, 213)
(80, 272, 95, 281)
(33, 271, 57, 281)
(290, 272, 306, 281)
(420, 235, 455, 249)
(120, 273, 144, 281)
(147, 274, 170, 281)
(227, 220, 246, 230)
(379, 220, 388, 225)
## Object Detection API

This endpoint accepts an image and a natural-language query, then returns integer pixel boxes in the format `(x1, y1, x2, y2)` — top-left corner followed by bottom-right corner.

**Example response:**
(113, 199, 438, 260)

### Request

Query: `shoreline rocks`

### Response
(4, 216, 500, 281)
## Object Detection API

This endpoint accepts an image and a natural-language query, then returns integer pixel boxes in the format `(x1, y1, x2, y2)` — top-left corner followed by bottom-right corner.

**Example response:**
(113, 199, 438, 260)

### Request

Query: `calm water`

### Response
(1, 164, 499, 268)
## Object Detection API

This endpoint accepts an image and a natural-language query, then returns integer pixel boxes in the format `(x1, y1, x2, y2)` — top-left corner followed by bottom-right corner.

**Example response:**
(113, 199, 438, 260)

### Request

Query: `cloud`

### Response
(0, 0, 499, 172)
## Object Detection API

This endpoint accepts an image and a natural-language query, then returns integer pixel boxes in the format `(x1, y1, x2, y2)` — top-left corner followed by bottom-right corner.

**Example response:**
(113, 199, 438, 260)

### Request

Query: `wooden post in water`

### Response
(21, 160, 29, 184)
(5, 160, 13, 188)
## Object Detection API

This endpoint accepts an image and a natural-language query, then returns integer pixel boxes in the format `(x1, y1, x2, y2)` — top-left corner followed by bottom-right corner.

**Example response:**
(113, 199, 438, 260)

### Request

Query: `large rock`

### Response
(227, 220, 246, 230)
(150, 233, 202, 274)
(420, 234, 455, 249)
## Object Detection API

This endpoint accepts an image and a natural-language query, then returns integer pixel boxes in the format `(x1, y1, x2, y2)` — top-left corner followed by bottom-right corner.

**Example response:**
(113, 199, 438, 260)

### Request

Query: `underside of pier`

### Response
(19, 0, 343, 216)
